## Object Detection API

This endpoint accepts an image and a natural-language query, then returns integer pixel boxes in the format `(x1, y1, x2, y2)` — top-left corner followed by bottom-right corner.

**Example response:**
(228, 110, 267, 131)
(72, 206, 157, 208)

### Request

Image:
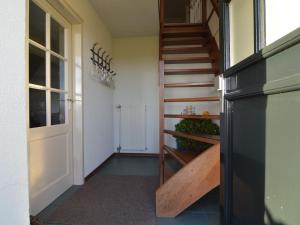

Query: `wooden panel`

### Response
(164, 129, 220, 144)
(164, 114, 220, 120)
(164, 96, 219, 102)
(164, 82, 214, 88)
(156, 144, 220, 217)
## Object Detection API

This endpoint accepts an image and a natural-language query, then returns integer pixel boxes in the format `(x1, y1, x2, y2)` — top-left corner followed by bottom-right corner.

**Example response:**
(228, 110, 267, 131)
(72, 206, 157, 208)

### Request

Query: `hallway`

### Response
(38, 155, 220, 225)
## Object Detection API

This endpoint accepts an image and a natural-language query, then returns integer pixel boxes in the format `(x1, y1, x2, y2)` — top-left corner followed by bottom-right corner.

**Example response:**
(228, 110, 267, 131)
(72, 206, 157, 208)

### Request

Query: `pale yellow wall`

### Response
(112, 36, 159, 153)
(265, 0, 300, 45)
(229, 0, 254, 65)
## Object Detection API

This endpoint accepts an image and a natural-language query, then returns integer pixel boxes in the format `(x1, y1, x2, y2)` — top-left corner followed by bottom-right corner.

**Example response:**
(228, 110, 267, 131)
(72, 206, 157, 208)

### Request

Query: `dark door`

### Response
(220, 2, 300, 224)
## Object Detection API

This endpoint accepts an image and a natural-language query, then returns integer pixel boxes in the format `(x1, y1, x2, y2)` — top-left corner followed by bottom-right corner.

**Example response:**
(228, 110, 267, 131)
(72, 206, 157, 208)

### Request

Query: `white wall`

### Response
(0, 1, 30, 225)
(113, 36, 159, 153)
(64, 0, 114, 177)
(265, 0, 300, 45)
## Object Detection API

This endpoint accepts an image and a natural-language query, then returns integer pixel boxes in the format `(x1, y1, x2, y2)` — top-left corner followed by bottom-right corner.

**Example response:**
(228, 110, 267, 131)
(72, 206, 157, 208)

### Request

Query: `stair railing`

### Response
(207, 0, 219, 25)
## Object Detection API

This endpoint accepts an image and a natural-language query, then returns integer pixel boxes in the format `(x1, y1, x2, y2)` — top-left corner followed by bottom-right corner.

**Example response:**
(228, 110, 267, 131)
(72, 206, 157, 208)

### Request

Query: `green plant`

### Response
(174, 119, 220, 151)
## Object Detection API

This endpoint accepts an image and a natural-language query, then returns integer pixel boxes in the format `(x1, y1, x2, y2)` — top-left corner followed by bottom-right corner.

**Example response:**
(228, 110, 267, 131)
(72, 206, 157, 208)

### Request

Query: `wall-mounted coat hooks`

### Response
(90, 43, 116, 88)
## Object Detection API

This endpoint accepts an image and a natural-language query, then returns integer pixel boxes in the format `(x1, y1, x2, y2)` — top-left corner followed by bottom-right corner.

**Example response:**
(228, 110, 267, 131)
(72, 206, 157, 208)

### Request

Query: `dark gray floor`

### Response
(39, 155, 220, 225)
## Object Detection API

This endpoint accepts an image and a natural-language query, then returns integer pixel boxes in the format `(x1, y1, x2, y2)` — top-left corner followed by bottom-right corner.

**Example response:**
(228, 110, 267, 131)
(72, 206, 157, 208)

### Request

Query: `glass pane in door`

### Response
(51, 92, 65, 125)
(29, 0, 46, 45)
(51, 18, 65, 56)
(29, 88, 47, 128)
(29, 45, 46, 86)
(51, 55, 65, 89)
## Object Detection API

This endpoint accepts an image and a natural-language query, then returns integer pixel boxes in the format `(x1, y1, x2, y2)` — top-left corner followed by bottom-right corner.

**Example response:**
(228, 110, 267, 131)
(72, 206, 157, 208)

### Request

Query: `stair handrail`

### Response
(207, 0, 219, 25)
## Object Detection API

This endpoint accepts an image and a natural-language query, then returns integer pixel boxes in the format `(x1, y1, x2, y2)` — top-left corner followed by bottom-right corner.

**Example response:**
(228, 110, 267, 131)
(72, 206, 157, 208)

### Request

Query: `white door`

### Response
(27, 0, 73, 215)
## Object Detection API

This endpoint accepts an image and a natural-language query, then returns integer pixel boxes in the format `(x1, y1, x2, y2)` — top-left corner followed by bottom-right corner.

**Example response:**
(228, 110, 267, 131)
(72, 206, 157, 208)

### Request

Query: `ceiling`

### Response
(89, 0, 159, 37)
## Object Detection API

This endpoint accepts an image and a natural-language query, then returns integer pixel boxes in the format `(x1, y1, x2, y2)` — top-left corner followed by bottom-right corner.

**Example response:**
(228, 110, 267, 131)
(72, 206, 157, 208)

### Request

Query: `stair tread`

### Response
(164, 57, 213, 64)
(164, 130, 220, 144)
(164, 96, 220, 102)
(164, 82, 214, 88)
(162, 26, 209, 36)
(164, 145, 200, 166)
(164, 23, 203, 27)
(164, 114, 220, 119)
(163, 37, 209, 46)
(164, 68, 214, 75)
(162, 46, 210, 54)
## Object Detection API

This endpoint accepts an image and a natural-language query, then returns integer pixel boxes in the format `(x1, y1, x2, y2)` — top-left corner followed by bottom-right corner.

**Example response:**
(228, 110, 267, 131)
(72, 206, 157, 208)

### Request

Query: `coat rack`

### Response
(90, 43, 116, 88)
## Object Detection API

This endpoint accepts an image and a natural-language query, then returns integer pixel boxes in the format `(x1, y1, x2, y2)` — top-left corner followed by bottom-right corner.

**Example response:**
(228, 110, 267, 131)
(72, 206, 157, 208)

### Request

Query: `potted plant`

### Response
(174, 119, 220, 151)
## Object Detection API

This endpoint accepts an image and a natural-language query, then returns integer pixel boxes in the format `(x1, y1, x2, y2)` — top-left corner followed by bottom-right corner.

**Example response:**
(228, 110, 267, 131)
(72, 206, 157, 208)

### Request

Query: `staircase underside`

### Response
(156, 144, 220, 217)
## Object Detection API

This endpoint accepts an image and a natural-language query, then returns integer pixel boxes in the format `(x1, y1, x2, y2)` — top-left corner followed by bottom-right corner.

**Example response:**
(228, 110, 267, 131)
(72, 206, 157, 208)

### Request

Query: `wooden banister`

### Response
(202, 0, 207, 25)
(210, 0, 219, 17)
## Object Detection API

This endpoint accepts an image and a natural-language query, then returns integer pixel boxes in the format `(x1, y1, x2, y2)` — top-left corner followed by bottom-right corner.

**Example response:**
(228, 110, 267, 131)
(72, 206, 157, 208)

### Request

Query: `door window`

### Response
(28, 0, 68, 128)
(229, 0, 254, 66)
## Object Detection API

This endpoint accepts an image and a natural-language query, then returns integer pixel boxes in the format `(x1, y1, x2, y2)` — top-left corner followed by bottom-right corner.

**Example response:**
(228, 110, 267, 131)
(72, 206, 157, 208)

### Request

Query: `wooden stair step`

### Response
(164, 82, 214, 88)
(164, 96, 220, 102)
(164, 23, 203, 28)
(162, 26, 209, 38)
(163, 37, 209, 46)
(164, 145, 199, 166)
(164, 57, 213, 64)
(164, 114, 221, 120)
(164, 68, 215, 75)
(164, 130, 220, 145)
(162, 46, 210, 54)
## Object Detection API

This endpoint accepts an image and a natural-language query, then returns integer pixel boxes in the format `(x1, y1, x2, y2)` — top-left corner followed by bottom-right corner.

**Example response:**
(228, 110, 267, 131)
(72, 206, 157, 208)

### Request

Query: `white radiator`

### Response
(117, 105, 147, 152)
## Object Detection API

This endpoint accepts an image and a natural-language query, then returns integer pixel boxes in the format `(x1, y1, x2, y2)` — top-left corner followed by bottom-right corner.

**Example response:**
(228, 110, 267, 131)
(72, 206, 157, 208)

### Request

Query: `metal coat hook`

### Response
(97, 47, 103, 65)
(105, 55, 110, 71)
(91, 43, 98, 64)
(108, 58, 113, 72)
(90, 43, 117, 88)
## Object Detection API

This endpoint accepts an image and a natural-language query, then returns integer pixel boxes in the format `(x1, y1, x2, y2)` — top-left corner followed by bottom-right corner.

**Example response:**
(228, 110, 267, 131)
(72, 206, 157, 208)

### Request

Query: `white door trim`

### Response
(26, 0, 84, 214)
(47, 0, 85, 186)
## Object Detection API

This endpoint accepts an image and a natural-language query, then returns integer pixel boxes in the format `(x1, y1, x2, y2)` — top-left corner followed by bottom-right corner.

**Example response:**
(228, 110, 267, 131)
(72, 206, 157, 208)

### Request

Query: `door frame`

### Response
(219, 0, 266, 224)
(25, 0, 84, 214)
(219, 0, 300, 224)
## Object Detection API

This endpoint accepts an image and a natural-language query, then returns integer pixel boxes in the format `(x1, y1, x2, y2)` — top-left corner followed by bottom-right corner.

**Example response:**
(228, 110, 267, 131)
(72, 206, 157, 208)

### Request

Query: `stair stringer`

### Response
(156, 143, 220, 218)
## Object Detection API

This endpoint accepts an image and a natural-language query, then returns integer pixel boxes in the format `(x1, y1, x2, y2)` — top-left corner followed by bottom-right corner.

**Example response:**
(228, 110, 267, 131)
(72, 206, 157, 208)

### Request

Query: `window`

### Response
(28, 0, 68, 128)
(229, 0, 254, 66)
(265, 0, 300, 45)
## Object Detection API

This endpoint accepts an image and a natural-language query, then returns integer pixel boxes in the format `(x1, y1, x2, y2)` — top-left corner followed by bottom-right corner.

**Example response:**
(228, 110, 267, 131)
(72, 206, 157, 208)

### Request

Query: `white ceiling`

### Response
(89, 0, 159, 37)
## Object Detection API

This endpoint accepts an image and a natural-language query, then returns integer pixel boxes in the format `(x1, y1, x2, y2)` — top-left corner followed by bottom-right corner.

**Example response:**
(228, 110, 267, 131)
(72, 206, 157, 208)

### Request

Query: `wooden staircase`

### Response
(156, 0, 221, 217)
